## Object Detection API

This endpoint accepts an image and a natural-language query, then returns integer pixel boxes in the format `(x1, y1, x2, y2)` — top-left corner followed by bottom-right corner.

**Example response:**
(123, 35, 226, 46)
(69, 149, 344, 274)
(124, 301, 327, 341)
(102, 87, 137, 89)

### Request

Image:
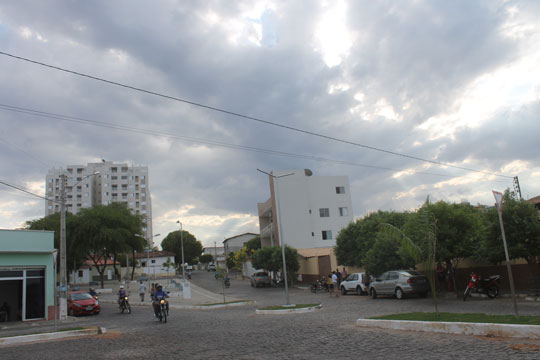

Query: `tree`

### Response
(251, 246, 300, 282)
(481, 189, 540, 276)
(199, 254, 214, 264)
(335, 211, 410, 268)
(26, 212, 87, 275)
(363, 233, 416, 276)
(69, 203, 144, 288)
(245, 236, 261, 256)
(429, 201, 483, 294)
(161, 230, 203, 267)
(163, 257, 175, 275)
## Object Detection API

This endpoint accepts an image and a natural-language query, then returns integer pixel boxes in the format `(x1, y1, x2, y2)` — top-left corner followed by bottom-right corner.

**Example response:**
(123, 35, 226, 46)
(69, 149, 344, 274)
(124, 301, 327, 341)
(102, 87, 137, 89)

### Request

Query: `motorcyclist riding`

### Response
(88, 287, 97, 297)
(118, 285, 126, 306)
(152, 283, 169, 317)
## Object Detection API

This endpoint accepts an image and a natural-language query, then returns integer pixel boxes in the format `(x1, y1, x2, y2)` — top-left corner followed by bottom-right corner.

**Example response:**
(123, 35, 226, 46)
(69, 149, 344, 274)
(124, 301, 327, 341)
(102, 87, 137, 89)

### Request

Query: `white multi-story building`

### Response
(257, 169, 353, 249)
(45, 161, 153, 239)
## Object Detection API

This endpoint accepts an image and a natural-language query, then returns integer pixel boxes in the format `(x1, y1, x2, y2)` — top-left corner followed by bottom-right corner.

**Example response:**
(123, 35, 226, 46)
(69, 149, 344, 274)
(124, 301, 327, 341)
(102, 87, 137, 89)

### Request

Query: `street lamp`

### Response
(176, 220, 185, 283)
(58, 171, 99, 320)
(257, 168, 294, 305)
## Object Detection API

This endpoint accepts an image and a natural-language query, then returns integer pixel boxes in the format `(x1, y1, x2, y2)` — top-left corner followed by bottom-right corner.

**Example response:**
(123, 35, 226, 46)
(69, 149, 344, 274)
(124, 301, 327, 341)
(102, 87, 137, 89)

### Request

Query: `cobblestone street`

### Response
(3, 271, 540, 359)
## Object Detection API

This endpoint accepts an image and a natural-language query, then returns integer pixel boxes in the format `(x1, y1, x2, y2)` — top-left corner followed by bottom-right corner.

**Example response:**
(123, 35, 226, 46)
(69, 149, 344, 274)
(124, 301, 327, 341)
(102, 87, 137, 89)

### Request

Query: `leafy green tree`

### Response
(199, 254, 214, 264)
(429, 201, 483, 294)
(161, 230, 203, 267)
(245, 236, 261, 256)
(251, 246, 299, 283)
(481, 190, 540, 276)
(69, 203, 144, 287)
(335, 211, 410, 268)
(226, 252, 235, 269)
(26, 212, 87, 275)
(363, 233, 416, 276)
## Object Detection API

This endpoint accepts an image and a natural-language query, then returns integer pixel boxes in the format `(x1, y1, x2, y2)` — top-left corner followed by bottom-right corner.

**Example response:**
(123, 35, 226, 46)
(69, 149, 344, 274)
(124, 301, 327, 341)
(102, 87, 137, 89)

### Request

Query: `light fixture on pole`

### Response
(58, 171, 99, 321)
(257, 168, 294, 305)
(176, 220, 185, 283)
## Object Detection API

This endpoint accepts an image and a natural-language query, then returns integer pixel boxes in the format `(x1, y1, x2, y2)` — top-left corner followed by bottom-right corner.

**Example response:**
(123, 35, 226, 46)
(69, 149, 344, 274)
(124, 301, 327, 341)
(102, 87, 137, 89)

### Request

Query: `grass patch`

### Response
(259, 303, 320, 311)
(200, 300, 250, 306)
(370, 312, 540, 325)
(0, 326, 88, 338)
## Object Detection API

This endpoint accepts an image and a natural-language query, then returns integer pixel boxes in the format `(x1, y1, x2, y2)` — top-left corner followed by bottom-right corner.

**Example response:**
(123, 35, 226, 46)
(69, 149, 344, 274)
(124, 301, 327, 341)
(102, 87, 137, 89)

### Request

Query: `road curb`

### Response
(0, 326, 106, 346)
(356, 319, 540, 339)
(256, 304, 322, 315)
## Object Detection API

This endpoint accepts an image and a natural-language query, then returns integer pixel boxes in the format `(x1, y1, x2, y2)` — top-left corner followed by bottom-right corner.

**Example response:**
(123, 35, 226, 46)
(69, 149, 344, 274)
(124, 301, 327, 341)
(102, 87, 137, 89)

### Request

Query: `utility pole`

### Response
(257, 168, 294, 305)
(59, 173, 67, 320)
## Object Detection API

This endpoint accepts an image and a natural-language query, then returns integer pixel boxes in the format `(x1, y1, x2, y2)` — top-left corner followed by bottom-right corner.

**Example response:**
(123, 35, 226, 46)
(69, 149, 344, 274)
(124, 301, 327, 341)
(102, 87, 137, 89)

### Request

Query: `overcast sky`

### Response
(1, 1, 539, 248)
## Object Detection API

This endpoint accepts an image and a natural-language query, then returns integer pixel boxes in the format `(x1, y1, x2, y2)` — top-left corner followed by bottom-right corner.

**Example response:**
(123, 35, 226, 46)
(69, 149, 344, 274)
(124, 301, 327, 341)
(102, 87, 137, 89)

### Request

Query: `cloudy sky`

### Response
(1, 1, 539, 248)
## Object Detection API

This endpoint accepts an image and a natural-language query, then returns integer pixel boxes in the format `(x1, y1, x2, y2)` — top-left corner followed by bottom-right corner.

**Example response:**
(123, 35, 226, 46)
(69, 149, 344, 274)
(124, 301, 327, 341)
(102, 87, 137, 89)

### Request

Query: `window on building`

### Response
(111, 167, 117, 173)
(151, 259, 156, 264)
(339, 207, 348, 216)
(121, 175, 128, 180)
(322, 230, 333, 240)
(78, 270, 83, 277)
(336, 186, 345, 194)
(311, 232, 314, 236)
(111, 176, 117, 180)
(319, 208, 330, 217)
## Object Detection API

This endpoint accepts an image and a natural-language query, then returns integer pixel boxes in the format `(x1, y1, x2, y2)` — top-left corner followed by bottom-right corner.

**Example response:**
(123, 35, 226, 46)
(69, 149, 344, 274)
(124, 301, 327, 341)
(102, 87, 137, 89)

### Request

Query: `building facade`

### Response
(0, 229, 55, 321)
(257, 169, 354, 249)
(45, 160, 153, 239)
(223, 233, 259, 255)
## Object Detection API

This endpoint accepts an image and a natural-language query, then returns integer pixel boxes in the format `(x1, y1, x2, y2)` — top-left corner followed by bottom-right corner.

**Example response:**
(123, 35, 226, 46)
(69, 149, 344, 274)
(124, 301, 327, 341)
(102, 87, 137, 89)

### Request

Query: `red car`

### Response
(67, 291, 100, 316)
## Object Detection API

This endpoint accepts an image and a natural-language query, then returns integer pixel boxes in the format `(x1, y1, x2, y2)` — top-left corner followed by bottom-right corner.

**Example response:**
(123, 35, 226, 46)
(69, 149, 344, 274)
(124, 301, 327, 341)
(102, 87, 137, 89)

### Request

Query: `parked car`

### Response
(67, 291, 100, 316)
(369, 270, 429, 299)
(340, 272, 370, 295)
(207, 264, 216, 271)
(250, 272, 271, 287)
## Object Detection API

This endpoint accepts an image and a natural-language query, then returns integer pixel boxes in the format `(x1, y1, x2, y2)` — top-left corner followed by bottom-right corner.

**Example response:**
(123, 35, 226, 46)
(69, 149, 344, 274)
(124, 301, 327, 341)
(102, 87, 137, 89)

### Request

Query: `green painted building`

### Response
(0, 229, 55, 321)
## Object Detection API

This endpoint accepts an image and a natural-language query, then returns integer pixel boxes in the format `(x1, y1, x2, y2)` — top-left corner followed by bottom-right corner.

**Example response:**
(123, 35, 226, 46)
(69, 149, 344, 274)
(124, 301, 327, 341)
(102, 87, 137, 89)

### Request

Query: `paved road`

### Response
(2, 270, 540, 359)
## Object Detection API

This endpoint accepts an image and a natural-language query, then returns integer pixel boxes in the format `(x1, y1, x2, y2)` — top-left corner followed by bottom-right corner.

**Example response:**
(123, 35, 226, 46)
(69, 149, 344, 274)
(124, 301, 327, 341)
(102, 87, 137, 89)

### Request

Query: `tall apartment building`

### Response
(45, 161, 153, 239)
(257, 169, 353, 250)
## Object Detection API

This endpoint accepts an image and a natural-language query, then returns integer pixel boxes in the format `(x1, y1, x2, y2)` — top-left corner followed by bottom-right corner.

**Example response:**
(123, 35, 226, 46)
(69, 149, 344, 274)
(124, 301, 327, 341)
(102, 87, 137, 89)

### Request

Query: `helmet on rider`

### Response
(156, 284, 163, 290)
(120, 285, 125, 289)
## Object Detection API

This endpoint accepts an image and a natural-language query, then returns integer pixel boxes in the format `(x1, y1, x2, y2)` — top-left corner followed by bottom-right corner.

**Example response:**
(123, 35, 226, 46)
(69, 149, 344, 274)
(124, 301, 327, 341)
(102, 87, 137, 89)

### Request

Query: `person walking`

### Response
(332, 271, 340, 297)
(328, 274, 335, 297)
(340, 267, 347, 281)
(139, 281, 146, 302)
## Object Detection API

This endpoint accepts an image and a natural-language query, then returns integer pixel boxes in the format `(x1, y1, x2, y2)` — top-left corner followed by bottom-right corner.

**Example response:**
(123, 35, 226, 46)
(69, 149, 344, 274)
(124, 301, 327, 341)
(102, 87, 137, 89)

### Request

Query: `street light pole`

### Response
(257, 169, 294, 305)
(176, 221, 185, 283)
(58, 171, 99, 320)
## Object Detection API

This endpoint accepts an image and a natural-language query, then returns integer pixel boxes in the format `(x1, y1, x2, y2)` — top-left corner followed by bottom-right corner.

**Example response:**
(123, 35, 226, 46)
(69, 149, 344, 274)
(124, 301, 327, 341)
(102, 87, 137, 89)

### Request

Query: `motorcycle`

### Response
(463, 272, 501, 301)
(154, 296, 168, 323)
(119, 296, 131, 314)
(311, 278, 329, 293)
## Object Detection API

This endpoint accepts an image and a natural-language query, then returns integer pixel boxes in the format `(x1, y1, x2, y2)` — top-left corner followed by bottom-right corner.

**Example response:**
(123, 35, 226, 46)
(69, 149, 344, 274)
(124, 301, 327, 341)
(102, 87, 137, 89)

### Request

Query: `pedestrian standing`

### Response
(150, 283, 155, 300)
(332, 271, 340, 297)
(328, 274, 334, 297)
(139, 281, 146, 302)
(340, 267, 347, 281)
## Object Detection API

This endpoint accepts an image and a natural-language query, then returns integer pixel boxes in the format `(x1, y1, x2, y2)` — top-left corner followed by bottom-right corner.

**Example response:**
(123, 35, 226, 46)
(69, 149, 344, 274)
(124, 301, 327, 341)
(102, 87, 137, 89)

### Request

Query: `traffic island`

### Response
(195, 300, 255, 309)
(0, 326, 107, 346)
(357, 312, 540, 340)
(256, 303, 322, 314)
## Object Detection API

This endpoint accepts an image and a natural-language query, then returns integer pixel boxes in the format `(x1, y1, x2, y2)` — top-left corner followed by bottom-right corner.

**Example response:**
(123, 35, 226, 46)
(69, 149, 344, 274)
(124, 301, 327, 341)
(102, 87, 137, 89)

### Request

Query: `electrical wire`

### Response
(0, 180, 58, 203)
(0, 103, 511, 182)
(0, 51, 514, 179)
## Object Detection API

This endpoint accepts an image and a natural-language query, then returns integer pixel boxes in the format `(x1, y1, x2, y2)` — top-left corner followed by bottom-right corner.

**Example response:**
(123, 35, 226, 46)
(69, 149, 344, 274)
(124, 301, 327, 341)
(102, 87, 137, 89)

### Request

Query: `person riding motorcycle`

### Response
(118, 285, 127, 306)
(88, 287, 97, 297)
(152, 284, 169, 317)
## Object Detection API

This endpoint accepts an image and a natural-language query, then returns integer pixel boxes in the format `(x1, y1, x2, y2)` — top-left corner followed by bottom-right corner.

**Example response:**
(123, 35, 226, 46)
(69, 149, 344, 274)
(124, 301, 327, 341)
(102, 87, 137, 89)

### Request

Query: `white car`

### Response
(340, 272, 369, 295)
(207, 264, 216, 271)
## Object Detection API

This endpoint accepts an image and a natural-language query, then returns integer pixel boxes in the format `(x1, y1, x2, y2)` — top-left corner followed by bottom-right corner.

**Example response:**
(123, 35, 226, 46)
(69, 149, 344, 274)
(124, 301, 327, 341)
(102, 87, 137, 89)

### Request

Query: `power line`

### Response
(0, 51, 513, 179)
(0, 180, 57, 203)
(0, 103, 510, 182)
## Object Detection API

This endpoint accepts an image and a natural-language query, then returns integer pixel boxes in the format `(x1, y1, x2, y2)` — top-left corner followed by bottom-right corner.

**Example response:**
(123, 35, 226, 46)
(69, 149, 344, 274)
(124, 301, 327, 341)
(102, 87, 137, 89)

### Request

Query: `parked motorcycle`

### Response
(119, 296, 131, 314)
(463, 272, 501, 301)
(311, 278, 329, 293)
(154, 296, 168, 323)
